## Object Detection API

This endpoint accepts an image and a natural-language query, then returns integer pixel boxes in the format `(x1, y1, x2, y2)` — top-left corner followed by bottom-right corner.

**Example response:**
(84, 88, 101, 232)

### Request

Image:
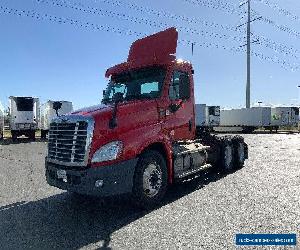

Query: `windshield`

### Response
(102, 67, 166, 103)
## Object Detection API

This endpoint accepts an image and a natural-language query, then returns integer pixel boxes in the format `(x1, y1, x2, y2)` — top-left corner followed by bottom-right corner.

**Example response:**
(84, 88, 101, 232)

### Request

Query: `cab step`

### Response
(174, 163, 212, 180)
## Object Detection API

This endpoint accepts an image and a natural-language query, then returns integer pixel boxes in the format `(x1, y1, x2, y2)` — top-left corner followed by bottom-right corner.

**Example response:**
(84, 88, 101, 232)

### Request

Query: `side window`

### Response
(141, 81, 159, 98)
(169, 71, 190, 100)
(108, 84, 127, 99)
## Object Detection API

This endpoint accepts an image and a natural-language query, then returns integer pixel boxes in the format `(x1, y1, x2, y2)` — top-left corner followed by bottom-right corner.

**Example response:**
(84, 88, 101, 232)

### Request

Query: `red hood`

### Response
(71, 104, 112, 117)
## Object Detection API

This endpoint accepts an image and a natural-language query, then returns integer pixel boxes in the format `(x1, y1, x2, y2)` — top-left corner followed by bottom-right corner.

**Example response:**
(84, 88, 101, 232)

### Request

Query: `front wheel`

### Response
(132, 150, 168, 209)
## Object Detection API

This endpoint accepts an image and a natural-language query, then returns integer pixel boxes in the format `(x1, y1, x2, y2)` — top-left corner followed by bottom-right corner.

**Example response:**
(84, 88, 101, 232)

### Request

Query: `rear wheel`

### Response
(29, 131, 36, 141)
(132, 150, 168, 209)
(41, 130, 47, 139)
(232, 136, 247, 169)
(11, 131, 18, 141)
(219, 139, 234, 173)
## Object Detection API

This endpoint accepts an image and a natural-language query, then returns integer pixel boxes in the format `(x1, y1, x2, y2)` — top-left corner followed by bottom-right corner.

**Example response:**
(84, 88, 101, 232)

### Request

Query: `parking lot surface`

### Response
(0, 133, 299, 249)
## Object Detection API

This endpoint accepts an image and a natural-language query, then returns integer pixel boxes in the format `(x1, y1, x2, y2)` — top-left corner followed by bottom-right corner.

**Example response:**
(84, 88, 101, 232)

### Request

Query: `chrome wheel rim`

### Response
(143, 163, 162, 198)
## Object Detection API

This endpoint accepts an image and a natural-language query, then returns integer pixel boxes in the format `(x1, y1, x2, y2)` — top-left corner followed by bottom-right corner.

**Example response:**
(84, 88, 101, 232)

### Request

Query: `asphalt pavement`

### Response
(0, 133, 299, 249)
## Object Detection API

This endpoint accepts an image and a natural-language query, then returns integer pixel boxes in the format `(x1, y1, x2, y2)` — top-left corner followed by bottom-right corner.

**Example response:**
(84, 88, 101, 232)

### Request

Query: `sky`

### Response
(0, 0, 300, 110)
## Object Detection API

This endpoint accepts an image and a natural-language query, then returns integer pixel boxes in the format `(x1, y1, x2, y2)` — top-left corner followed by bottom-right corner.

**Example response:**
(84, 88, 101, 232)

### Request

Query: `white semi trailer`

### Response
(270, 107, 299, 130)
(40, 100, 73, 139)
(9, 96, 39, 140)
(195, 104, 220, 132)
(219, 107, 272, 133)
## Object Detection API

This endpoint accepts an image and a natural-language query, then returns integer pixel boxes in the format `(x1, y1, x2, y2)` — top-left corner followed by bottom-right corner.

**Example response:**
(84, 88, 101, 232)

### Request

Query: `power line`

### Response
(0, 5, 298, 71)
(181, 0, 237, 14)
(237, 5, 299, 58)
(60, 0, 299, 60)
(254, 0, 300, 22)
(36, 0, 245, 45)
(249, 8, 300, 38)
(81, 0, 237, 32)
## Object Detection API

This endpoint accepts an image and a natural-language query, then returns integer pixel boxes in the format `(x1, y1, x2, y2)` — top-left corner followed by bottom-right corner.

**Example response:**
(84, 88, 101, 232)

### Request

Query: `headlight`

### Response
(91, 141, 123, 163)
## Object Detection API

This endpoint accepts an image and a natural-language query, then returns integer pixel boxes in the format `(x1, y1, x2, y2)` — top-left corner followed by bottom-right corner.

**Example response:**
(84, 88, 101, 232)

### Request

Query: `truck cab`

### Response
(45, 28, 248, 207)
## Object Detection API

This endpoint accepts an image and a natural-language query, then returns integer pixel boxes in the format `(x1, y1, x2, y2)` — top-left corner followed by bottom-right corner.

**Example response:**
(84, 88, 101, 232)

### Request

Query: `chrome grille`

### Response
(48, 121, 88, 163)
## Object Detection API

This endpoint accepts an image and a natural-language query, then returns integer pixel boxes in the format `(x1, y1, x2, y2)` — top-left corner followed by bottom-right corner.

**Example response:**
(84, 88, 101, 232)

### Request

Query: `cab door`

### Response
(162, 70, 195, 141)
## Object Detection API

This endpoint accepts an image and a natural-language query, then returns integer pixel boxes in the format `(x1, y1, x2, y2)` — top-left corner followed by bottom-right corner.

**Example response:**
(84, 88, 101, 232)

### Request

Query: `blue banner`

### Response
(236, 234, 297, 246)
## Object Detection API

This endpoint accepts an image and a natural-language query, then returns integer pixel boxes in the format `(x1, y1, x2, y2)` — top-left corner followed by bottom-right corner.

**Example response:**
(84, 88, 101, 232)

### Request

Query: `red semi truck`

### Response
(45, 28, 248, 207)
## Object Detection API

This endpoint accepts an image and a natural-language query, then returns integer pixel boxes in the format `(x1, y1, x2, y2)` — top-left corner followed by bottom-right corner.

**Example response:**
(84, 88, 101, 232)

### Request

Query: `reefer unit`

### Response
(220, 107, 271, 127)
(9, 96, 39, 140)
(40, 100, 73, 138)
(271, 107, 299, 127)
(195, 104, 220, 127)
(195, 104, 206, 126)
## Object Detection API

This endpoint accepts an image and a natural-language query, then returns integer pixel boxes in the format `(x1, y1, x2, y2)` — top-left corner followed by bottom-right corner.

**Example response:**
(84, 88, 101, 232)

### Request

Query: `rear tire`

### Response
(29, 131, 36, 141)
(11, 131, 18, 141)
(132, 150, 168, 209)
(232, 136, 248, 169)
(41, 130, 47, 139)
(219, 139, 234, 173)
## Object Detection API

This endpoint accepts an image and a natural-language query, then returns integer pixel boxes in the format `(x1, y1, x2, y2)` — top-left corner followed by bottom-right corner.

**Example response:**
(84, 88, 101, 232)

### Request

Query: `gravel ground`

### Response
(0, 134, 299, 249)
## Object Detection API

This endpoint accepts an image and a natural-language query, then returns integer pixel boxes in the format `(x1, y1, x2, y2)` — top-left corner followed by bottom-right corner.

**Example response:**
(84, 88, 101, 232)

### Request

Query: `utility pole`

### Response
(238, 0, 261, 108)
(246, 0, 251, 108)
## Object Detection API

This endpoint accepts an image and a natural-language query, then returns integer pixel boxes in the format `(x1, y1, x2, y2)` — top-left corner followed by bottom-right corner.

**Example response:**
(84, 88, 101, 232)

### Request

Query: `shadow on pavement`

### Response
(0, 170, 226, 249)
(0, 138, 47, 145)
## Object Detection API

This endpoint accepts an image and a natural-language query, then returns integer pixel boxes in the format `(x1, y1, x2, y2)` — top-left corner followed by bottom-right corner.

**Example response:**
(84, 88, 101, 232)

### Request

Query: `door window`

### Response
(169, 71, 190, 100)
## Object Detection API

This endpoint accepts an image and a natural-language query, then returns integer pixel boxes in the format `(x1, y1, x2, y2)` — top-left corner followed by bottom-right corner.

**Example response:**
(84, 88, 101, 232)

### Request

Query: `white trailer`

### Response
(271, 107, 299, 128)
(219, 107, 271, 133)
(195, 104, 206, 127)
(9, 96, 39, 140)
(40, 100, 73, 139)
(195, 104, 220, 132)
(0, 101, 4, 140)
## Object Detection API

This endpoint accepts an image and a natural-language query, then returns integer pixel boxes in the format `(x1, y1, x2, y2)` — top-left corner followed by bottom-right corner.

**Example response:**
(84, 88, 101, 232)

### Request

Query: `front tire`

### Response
(132, 150, 168, 209)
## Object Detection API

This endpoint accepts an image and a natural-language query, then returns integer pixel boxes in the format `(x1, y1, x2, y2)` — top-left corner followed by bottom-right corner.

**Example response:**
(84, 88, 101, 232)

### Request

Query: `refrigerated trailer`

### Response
(40, 100, 73, 139)
(195, 104, 220, 132)
(270, 107, 299, 129)
(219, 107, 271, 133)
(9, 96, 39, 140)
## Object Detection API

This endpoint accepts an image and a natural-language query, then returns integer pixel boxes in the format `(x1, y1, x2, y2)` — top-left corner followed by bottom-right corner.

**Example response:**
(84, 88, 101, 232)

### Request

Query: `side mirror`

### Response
(113, 92, 124, 103)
